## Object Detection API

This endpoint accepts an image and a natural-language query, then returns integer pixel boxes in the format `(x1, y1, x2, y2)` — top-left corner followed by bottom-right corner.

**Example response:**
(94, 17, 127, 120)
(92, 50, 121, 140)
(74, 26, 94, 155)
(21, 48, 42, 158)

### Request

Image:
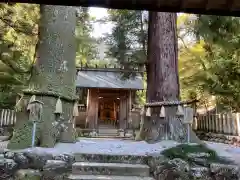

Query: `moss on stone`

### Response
(8, 121, 41, 150)
(15, 169, 41, 180)
(161, 144, 232, 165)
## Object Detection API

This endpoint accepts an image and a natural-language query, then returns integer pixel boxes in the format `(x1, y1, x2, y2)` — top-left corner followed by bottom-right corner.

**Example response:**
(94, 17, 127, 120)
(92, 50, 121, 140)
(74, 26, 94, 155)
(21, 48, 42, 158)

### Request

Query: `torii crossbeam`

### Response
(12, 0, 240, 16)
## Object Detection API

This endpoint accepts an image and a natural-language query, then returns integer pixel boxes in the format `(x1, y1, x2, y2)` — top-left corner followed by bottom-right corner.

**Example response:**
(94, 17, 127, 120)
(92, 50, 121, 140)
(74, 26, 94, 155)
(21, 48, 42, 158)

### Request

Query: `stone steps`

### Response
(98, 128, 119, 137)
(67, 174, 154, 180)
(67, 153, 153, 180)
(74, 153, 147, 164)
(97, 128, 134, 138)
(72, 162, 150, 176)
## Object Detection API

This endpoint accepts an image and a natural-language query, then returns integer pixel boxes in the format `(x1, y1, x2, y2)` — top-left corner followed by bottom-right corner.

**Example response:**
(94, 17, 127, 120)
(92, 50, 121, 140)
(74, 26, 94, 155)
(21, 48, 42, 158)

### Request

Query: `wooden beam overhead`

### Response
(14, 0, 240, 17)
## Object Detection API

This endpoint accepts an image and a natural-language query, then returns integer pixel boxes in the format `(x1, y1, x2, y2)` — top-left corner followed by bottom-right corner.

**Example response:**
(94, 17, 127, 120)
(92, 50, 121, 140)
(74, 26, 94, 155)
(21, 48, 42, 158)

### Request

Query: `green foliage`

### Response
(105, 10, 147, 70)
(0, 3, 39, 108)
(75, 7, 99, 66)
(8, 121, 41, 150)
(0, 5, 99, 108)
(179, 14, 240, 111)
(105, 10, 147, 103)
(161, 144, 230, 165)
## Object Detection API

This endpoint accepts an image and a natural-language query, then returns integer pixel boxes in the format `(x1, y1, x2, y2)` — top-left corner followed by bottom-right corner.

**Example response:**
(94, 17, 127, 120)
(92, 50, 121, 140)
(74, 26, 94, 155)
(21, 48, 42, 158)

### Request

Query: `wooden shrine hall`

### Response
(75, 67, 144, 131)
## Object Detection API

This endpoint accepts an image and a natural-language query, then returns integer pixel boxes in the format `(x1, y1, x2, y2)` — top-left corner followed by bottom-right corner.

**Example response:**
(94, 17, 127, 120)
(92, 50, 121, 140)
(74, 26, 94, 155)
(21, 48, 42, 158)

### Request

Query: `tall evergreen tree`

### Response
(8, 5, 78, 149)
(136, 12, 201, 143)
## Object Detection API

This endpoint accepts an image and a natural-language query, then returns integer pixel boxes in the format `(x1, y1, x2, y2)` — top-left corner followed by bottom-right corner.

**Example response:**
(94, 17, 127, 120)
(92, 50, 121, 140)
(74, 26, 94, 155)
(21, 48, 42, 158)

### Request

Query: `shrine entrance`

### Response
(75, 67, 144, 131)
(98, 89, 121, 129)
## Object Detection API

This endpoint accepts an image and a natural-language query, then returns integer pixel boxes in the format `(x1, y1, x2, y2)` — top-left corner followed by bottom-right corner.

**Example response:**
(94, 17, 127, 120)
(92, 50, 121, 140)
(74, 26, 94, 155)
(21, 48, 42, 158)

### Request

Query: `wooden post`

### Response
(211, 114, 216, 133)
(198, 115, 201, 131)
(203, 115, 206, 131)
(223, 114, 227, 134)
(210, 114, 214, 132)
(207, 114, 210, 132)
(235, 113, 240, 136)
(86, 89, 98, 130)
(226, 113, 231, 134)
(215, 114, 219, 133)
(96, 89, 99, 131)
(232, 113, 238, 135)
(220, 114, 223, 133)
(119, 92, 127, 130)
(128, 90, 132, 128)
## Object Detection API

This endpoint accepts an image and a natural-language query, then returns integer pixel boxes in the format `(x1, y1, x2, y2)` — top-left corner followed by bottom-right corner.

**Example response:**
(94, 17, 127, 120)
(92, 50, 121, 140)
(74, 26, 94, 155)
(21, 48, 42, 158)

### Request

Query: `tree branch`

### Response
(178, 35, 207, 71)
(0, 17, 37, 36)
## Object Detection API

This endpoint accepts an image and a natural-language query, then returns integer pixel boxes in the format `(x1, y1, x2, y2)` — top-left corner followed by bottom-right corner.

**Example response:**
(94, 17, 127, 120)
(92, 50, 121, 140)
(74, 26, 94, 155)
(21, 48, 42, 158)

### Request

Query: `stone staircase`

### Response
(67, 153, 154, 180)
(97, 125, 134, 139)
(98, 125, 119, 137)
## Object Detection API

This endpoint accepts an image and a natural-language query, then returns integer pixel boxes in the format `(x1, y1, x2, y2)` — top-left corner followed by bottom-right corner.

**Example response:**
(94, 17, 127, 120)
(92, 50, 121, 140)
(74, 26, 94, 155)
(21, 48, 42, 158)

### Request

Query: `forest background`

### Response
(0, 4, 239, 113)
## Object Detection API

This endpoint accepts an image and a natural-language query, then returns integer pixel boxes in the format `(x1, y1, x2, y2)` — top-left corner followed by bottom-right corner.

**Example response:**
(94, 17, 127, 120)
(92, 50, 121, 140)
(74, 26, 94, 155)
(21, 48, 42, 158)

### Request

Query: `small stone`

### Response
(210, 163, 239, 174)
(3, 158, 18, 170)
(89, 131, 98, 137)
(5, 151, 15, 159)
(190, 167, 209, 178)
(23, 151, 53, 169)
(42, 160, 68, 179)
(53, 154, 74, 164)
(169, 158, 190, 171)
(43, 160, 67, 170)
(210, 163, 240, 179)
(13, 153, 29, 168)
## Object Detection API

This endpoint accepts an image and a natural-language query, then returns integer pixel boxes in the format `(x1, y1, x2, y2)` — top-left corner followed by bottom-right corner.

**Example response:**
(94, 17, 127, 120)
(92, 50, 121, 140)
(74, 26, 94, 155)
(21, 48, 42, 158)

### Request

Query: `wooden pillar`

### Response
(219, 114, 223, 133)
(235, 113, 240, 136)
(226, 113, 231, 134)
(232, 113, 238, 135)
(86, 89, 99, 130)
(222, 114, 227, 134)
(126, 90, 132, 129)
(211, 114, 216, 133)
(119, 91, 127, 130)
(215, 114, 218, 133)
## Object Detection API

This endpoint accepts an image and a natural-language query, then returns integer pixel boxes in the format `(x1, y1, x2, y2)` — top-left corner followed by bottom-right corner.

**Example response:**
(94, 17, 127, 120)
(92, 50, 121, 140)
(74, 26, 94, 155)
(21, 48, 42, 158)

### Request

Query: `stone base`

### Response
(89, 130, 98, 137)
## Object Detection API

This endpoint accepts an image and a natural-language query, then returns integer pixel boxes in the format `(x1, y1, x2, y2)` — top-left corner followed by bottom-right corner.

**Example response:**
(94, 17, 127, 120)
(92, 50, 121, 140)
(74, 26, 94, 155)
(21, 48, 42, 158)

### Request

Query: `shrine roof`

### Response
(76, 68, 144, 90)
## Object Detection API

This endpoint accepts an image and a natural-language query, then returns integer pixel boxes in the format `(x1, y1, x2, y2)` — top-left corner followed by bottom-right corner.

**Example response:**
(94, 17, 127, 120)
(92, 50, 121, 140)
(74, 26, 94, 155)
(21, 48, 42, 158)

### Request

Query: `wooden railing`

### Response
(194, 112, 240, 136)
(0, 109, 16, 127)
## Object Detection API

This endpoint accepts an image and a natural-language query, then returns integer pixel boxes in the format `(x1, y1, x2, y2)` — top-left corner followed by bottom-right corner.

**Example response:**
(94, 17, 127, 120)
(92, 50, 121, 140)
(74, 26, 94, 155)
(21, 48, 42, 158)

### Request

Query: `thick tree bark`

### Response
(86, 89, 98, 130)
(8, 5, 77, 149)
(136, 12, 201, 144)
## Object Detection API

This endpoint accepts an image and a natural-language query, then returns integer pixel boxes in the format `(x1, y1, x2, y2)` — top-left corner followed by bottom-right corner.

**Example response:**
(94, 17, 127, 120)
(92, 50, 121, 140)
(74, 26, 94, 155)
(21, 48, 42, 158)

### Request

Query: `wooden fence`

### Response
(193, 112, 240, 136)
(1, 107, 240, 138)
(0, 109, 16, 127)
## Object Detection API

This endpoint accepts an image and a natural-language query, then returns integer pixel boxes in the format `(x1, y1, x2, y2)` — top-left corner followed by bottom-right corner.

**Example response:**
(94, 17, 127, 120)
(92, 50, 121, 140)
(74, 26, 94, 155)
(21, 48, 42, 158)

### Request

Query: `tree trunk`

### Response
(136, 12, 201, 144)
(8, 5, 77, 149)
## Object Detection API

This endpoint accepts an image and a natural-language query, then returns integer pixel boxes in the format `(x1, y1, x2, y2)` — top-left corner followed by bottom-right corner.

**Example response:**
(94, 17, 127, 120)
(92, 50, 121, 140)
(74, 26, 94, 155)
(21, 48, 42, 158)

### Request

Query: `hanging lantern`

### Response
(176, 105, 184, 116)
(146, 107, 151, 117)
(72, 102, 79, 117)
(27, 95, 36, 111)
(159, 106, 166, 118)
(15, 94, 24, 112)
(55, 97, 63, 114)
